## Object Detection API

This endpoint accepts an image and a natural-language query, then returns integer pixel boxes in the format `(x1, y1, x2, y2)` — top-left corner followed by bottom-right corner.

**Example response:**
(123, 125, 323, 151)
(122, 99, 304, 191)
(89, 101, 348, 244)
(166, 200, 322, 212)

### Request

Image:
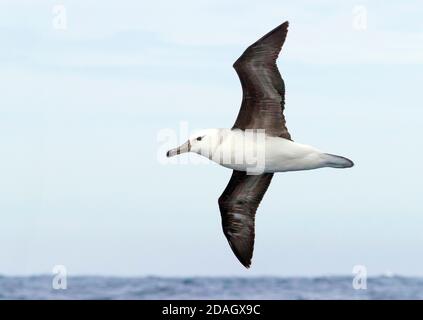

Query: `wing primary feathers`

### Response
(232, 21, 291, 140)
(218, 170, 273, 268)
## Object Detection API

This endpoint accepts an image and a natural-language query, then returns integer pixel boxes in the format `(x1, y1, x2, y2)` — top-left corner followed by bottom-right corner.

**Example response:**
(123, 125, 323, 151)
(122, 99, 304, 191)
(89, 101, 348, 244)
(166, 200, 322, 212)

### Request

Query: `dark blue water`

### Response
(0, 276, 422, 300)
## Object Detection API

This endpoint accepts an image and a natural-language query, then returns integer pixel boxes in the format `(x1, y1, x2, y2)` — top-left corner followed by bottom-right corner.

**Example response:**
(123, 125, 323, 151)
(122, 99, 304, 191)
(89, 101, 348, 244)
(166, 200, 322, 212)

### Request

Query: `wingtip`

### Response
(228, 240, 253, 269)
(239, 258, 252, 269)
(268, 21, 289, 34)
(237, 254, 253, 269)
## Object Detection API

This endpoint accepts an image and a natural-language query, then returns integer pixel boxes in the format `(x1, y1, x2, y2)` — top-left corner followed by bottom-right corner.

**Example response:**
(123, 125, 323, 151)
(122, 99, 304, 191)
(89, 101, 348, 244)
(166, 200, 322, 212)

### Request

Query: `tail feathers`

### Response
(323, 153, 354, 168)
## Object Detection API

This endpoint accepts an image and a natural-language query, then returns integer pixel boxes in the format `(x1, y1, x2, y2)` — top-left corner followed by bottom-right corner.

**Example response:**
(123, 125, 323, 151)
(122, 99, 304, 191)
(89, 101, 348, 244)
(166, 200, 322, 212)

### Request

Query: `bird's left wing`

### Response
(218, 170, 273, 268)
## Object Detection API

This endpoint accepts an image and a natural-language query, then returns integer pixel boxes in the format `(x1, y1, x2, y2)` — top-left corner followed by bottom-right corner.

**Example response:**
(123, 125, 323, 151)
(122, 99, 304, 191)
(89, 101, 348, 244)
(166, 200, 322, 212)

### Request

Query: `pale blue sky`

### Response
(1, 0, 423, 276)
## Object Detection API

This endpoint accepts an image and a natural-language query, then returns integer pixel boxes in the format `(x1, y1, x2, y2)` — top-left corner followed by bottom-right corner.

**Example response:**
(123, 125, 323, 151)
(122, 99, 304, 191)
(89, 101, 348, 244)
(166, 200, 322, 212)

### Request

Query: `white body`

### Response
(190, 128, 352, 174)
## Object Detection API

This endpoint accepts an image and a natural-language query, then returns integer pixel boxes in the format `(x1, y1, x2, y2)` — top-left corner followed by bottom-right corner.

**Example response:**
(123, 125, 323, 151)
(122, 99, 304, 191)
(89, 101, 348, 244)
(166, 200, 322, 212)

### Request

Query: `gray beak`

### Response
(166, 140, 191, 157)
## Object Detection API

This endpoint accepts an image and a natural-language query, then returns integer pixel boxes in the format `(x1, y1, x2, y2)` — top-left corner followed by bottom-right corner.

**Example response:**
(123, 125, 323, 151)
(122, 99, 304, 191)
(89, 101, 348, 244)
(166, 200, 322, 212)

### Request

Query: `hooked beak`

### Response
(166, 140, 191, 157)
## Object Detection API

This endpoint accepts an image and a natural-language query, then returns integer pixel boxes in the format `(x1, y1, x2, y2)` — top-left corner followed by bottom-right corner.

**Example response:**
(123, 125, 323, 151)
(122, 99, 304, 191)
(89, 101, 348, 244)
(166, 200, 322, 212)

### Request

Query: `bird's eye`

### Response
(196, 136, 202, 141)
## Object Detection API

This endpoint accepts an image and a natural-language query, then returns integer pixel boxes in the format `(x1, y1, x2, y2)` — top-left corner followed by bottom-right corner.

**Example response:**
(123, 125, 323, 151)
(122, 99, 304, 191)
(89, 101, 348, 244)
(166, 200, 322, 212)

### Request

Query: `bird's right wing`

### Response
(218, 170, 273, 268)
(232, 21, 291, 140)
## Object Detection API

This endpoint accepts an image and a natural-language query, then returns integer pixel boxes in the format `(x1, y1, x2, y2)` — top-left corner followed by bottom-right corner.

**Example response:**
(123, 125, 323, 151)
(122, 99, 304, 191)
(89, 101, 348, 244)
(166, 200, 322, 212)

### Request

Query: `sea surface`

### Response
(0, 276, 422, 300)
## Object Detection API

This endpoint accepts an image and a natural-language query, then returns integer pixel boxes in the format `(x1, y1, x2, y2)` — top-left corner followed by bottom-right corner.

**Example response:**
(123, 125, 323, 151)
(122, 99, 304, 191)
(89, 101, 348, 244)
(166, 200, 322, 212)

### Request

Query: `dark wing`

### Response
(232, 21, 291, 139)
(218, 170, 273, 268)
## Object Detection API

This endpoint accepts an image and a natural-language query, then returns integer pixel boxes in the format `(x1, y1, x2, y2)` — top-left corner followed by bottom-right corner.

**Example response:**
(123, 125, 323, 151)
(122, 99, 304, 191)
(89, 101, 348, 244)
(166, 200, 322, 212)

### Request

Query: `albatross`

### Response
(166, 21, 354, 268)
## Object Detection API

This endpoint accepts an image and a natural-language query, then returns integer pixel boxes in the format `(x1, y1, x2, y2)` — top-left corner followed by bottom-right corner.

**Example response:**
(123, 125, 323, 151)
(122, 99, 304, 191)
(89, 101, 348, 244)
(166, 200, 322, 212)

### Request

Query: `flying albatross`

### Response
(167, 21, 354, 268)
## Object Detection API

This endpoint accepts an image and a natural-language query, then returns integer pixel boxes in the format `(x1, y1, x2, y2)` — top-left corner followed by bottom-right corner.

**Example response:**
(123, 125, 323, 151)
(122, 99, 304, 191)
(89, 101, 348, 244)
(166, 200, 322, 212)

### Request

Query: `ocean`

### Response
(0, 276, 422, 300)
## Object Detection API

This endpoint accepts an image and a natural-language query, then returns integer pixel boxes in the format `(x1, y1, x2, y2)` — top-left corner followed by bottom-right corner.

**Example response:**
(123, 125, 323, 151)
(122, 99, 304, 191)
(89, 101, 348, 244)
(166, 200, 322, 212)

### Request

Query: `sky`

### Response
(1, 0, 423, 277)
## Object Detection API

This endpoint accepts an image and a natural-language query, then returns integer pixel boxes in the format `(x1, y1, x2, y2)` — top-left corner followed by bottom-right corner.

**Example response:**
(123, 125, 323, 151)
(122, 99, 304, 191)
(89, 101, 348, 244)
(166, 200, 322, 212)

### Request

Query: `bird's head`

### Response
(166, 129, 222, 158)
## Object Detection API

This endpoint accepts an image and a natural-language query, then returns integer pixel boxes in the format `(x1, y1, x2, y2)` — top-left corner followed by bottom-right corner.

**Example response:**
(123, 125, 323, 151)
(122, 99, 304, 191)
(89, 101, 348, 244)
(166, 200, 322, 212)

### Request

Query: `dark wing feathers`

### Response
(232, 21, 291, 139)
(217, 22, 289, 267)
(218, 171, 273, 268)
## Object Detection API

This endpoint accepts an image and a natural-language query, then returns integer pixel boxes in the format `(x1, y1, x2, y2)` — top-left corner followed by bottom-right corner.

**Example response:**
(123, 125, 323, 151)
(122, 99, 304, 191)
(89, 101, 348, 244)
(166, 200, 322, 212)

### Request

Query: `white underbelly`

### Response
(264, 137, 326, 172)
(212, 133, 326, 174)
